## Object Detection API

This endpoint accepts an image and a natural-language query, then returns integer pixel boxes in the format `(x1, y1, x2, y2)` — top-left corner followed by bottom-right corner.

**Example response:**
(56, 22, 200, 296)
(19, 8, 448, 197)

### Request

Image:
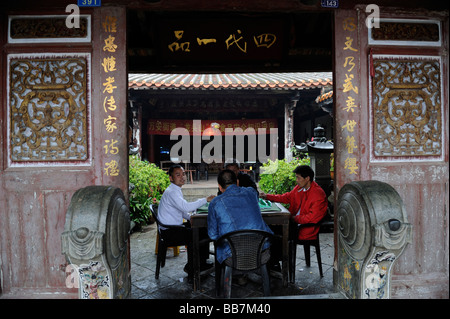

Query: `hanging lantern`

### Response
(204, 122, 220, 136)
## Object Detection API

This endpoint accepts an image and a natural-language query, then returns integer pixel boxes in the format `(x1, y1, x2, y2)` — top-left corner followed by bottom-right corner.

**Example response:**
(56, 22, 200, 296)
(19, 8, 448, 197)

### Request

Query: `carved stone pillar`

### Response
(337, 180, 412, 299)
(61, 186, 131, 299)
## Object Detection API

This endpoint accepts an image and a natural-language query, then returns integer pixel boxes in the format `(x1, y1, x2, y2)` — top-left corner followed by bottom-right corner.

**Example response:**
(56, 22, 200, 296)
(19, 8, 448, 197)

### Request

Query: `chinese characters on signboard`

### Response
(147, 119, 277, 135)
(158, 17, 284, 65)
(168, 29, 277, 54)
(101, 15, 120, 177)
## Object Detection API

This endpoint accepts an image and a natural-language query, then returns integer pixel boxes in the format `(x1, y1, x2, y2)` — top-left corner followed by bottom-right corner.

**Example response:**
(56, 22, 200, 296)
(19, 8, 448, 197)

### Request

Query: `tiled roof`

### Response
(128, 72, 332, 91)
(315, 90, 333, 103)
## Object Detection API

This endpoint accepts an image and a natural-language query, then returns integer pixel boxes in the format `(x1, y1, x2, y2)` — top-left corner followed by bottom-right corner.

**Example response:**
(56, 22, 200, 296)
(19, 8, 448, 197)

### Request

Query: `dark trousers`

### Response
(160, 222, 210, 268)
(269, 221, 298, 265)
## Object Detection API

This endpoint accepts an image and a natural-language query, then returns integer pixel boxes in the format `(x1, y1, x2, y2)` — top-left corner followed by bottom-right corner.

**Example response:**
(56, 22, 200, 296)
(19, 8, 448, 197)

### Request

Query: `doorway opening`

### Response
(126, 9, 336, 298)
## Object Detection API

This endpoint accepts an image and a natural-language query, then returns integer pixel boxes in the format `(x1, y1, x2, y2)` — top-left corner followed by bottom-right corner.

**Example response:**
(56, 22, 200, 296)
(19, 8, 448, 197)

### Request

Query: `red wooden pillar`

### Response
(334, 6, 449, 298)
(334, 9, 362, 191)
(93, 6, 128, 198)
(333, 9, 364, 295)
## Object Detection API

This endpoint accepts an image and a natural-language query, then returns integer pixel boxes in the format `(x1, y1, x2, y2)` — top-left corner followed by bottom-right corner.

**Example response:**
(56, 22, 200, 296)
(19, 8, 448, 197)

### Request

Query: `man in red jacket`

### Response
(260, 165, 328, 241)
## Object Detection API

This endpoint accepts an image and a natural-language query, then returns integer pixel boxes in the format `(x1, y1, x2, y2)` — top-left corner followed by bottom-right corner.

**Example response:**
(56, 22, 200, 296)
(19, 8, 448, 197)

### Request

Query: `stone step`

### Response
(261, 292, 346, 299)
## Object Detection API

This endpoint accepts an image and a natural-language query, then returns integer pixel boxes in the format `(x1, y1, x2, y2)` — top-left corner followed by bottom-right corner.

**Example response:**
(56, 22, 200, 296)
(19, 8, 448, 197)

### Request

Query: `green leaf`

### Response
(259, 156, 310, 195)
(128, 155, 170, 226)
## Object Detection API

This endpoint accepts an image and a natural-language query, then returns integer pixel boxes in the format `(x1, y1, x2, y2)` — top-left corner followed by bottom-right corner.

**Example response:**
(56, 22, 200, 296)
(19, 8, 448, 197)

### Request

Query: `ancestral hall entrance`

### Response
(0, 1, 448, 299)
(128, 72, 334, 174)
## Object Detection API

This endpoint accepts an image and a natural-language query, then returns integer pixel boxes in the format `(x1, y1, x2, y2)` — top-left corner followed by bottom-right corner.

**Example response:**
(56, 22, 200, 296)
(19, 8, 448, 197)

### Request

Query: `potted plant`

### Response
(258, 156, 311, 196)
(128, 155, 170, 228)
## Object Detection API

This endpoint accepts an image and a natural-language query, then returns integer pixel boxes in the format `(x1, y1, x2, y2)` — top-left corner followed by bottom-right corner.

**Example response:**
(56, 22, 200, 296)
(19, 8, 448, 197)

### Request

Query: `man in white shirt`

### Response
(158, 164, 215, 276)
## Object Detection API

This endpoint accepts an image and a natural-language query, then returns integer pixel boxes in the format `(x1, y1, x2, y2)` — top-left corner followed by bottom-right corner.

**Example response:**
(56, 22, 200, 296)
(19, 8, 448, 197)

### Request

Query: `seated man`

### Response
(217, 162, 258, 195)
(208, 169, 273, 264)
(225, 162, 257, 191)
(158, 164, 215, 275)
(260, 165, 328, 241)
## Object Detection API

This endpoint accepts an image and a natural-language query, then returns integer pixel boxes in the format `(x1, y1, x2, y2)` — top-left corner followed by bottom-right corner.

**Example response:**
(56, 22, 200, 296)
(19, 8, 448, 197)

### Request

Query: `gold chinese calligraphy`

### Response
(101, 14, 120, 177)
(340, 16, 359, 175)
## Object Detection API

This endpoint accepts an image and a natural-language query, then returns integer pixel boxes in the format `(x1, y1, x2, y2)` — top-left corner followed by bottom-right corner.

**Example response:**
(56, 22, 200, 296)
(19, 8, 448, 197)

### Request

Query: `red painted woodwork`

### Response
(0, 6, 128, 297)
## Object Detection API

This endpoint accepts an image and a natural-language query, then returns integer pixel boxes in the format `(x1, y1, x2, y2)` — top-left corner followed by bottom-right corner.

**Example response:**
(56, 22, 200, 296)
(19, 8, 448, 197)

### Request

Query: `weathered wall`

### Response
(334, 7, 449, 298)
(0, 0, 448, 298)
(0, 6, 128, 297)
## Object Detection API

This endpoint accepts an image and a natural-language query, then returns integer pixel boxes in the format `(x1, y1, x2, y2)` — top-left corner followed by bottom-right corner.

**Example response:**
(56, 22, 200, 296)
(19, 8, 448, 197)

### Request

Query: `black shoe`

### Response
(200, 261, 214, 272)
(183, 261, 213, 275)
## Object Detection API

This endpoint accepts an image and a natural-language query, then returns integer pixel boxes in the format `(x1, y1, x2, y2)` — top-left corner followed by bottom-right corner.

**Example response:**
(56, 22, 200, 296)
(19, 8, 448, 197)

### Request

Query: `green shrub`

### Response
(258, 156, 310, 195)
(129, 155, 170, 225)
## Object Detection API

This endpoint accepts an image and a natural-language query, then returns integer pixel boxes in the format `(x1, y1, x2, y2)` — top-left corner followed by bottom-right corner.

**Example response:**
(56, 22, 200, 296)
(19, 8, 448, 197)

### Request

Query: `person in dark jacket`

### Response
(217, 162, 257, 195)
(208, 169, 273, 263)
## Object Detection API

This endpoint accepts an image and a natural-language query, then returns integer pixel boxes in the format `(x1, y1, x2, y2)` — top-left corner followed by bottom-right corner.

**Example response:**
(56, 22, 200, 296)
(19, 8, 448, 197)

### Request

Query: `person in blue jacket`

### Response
(207, 169, 273, 264)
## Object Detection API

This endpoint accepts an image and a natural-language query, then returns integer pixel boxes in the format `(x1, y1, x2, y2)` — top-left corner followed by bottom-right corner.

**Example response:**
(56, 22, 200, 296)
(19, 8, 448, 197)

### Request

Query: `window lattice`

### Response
(372, 57, 442, 159)
(9, 55, 89, 162)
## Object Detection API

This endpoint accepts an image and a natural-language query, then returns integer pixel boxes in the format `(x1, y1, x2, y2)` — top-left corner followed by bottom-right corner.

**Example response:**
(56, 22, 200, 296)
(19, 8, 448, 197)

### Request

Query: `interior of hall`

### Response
(126, 9, 334, 173)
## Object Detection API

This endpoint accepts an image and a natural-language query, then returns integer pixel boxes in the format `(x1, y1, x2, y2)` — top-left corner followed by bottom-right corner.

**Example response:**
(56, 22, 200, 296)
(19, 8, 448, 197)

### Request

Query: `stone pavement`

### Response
(129, 222, 342, 299)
